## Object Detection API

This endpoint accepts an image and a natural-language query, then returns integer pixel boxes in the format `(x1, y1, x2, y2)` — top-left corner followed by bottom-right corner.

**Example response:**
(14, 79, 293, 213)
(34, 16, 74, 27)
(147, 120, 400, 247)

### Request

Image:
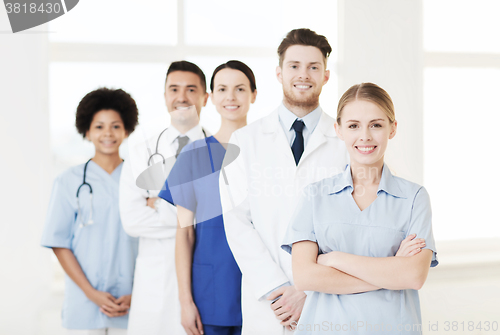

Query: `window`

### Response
(423, 0, 500, 240)
(49, 0, 339, 174)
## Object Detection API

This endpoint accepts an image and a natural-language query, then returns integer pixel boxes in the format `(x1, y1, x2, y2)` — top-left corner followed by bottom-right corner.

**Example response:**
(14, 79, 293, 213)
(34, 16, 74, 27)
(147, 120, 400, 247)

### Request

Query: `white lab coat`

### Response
(120, 126, 208, 335)
(220, 108, 349, 335)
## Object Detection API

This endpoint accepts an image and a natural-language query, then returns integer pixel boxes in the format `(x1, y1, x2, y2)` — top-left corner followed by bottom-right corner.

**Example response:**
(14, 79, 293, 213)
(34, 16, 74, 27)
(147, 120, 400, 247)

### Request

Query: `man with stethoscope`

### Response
(119, 61, 210, 335)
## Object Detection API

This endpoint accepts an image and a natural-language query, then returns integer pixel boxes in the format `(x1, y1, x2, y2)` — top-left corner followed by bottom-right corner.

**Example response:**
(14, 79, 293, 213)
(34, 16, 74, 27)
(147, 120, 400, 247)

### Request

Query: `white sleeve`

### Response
(119, 158, 177, 239)
(220, 131, 290, 301)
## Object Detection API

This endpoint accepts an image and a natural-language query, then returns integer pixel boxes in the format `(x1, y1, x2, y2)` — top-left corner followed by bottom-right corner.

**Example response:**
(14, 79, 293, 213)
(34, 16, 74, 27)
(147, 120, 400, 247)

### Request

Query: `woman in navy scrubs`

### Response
(159, 61, 257, 335)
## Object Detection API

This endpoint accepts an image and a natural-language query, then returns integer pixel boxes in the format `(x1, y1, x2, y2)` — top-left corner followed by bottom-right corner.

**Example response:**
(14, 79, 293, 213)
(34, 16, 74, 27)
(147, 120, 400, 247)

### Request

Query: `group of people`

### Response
(41, 28, 438, 335)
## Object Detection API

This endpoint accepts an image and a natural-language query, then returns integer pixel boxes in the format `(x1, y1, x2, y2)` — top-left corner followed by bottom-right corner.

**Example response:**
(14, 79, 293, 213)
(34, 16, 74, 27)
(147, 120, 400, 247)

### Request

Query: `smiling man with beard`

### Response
(119, 61, 210, 335)
(220, 29, 349, 335)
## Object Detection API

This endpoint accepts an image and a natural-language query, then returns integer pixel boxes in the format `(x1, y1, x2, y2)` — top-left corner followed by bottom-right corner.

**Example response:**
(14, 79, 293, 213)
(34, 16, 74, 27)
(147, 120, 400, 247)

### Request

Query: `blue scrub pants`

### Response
(203, 325, 242, 335)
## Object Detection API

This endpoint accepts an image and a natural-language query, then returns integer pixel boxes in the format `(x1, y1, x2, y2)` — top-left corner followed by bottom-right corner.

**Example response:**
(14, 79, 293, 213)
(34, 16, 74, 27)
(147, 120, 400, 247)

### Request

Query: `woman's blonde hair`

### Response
(337, 83, 395, 125)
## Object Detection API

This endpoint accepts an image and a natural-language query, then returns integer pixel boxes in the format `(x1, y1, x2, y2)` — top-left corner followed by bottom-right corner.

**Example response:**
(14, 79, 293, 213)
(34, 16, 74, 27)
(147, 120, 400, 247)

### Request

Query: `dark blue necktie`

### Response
(291, 119, 305, 165)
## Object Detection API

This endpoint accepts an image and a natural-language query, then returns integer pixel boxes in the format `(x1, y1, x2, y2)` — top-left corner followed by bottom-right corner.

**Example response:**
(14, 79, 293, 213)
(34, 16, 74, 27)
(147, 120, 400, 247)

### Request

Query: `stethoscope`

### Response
(146, 127, 208, 167)
(143, 126, 236, 221)
(76, 158, 124, 228)
(76, 159, 94, 228)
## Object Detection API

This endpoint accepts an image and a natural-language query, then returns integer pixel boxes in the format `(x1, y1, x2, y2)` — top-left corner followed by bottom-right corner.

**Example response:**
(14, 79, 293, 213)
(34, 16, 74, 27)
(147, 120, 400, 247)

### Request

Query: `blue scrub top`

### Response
(41, 161, 138, 330)
(282, 164, 438, 335)
(159, 136, 242, 327)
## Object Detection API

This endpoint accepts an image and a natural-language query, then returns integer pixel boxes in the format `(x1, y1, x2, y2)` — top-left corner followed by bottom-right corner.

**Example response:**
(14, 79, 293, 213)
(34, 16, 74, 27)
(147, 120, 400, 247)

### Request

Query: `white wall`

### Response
(0, 13, 53, 335)
(337, 1, 500, 331)
(338, 0, 424, 184)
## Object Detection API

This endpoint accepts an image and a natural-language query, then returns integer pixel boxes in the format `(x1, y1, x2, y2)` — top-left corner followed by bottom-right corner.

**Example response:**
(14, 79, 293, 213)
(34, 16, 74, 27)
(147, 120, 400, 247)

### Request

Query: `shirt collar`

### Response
(328, 163, 406, 199)
(278, 103, 322, 134)
(377, 163, 406, 198)
(166, 123, 204, 145)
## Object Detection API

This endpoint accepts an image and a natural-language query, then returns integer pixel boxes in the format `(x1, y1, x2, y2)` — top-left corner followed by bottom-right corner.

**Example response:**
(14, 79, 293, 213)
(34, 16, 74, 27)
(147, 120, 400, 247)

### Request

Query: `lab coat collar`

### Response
(261, 106, 337, 138)
(278, 103, 322, 136)
(261, 108, 281, 134)
(298, 111, 337, 165)
(261, 106, 337, 166)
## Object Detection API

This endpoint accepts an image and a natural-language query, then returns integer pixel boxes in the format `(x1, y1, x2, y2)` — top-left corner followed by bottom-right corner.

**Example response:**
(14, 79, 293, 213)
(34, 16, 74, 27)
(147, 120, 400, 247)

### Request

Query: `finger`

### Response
(405, 239, 426, 251)
(110, 310, 128, 318)
(189, 324, 201, 335)
(280, 315, 292, 325)
(105, 293, 118, 303)
(115, 296, 125, 304)
(408, 248, 422, 256)
(271, 302, 283, 312)
(115, 305, 130, 312)
(104, 298, 122, 310)
(267, 287, 286, 301)
(400, 237, 424, 254)
(106, 309, 129, 318)
(100, 307, 127, 318)
(100, 307, 113, 318)
(272, 301, 286, 313)
(102, 303, 126, 313)
(401, 233, 416, 244)
(407, 238, 425, 246)
(411, 240, 426, 250)
(105, 297, 118, 309)
(402, 239, 425, 253)
(285, 313, 300, 327)
(278, 313, 291, 321)
(101, 304, 113, 313)
(196, 314, 204, 335)
(181, 324, 194, 335)
(276, 309, 291, 320)
(399, 235, 417, 249)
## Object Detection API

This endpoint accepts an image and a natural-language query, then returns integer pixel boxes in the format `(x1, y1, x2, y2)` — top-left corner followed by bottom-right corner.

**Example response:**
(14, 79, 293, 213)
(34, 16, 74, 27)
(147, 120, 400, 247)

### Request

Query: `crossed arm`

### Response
(292, 235, 432, 294)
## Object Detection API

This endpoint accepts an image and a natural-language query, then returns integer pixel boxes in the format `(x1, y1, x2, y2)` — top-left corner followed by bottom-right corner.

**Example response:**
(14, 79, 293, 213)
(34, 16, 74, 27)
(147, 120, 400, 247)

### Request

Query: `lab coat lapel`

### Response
(261, 109, 296, 164)
(299, 112, 337, 166)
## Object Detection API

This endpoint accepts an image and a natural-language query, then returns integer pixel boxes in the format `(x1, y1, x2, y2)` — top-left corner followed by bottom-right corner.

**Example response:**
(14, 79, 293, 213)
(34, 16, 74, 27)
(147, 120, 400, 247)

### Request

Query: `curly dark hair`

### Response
(75, 87, 139, 138)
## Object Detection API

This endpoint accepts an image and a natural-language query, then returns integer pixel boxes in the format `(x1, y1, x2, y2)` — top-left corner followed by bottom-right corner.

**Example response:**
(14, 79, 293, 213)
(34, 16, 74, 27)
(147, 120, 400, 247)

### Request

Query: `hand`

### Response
(86, 289, 129, 318)
(146, 197, 159, 209)
(180, 300, 204, 335)
(267, 285, 306, 330)
(115, 294, 132, 310)
(396, 233, 426, 257)
(317, 252, 332, 266)
(317, 250, 341, 267)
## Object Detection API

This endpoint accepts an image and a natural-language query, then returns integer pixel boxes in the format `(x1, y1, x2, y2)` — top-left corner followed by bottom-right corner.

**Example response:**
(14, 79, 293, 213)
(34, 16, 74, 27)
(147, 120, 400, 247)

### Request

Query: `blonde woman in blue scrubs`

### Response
(41, 88, 139, 335)
(282, 83, 438, 335)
